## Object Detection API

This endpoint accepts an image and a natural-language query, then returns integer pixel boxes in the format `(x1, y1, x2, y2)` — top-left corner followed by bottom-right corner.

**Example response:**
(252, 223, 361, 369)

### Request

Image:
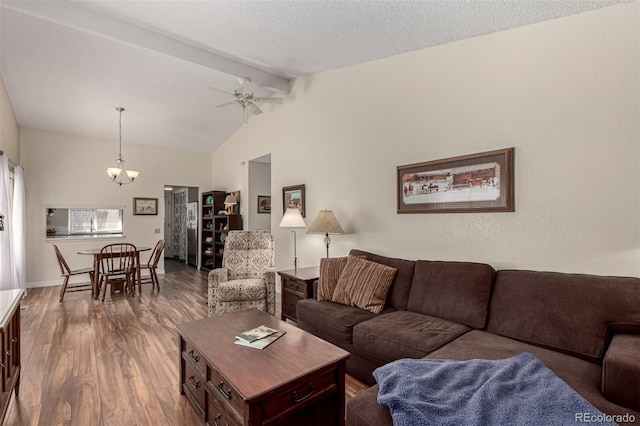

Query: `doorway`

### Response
(248, 154, 271, 231)
(163, 185, 199, 268)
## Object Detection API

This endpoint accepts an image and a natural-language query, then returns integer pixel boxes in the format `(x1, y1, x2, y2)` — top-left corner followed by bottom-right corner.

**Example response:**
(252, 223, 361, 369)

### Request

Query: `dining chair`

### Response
(53, 244, 95, 302)
(139, 239, 165, 290)
(97, 243, 137, 302)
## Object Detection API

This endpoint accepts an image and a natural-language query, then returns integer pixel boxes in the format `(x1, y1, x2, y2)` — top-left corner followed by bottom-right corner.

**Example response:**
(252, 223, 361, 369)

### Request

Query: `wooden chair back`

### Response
(99, 243, 137, 275)
(53, 244, 71, 276)
(147, 240, 165, 268)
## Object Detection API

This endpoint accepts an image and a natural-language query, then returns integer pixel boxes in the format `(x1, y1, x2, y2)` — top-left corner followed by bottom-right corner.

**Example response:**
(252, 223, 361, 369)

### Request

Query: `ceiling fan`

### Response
(209, 77, 283, 122)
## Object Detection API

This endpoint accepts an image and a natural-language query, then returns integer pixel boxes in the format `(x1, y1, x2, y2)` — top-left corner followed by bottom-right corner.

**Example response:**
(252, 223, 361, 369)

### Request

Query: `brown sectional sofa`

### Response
(295, 249, 640, 425)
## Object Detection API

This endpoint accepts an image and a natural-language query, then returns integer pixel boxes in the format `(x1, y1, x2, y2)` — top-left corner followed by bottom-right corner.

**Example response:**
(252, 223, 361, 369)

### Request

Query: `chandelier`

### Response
(106, 107, 139, 185)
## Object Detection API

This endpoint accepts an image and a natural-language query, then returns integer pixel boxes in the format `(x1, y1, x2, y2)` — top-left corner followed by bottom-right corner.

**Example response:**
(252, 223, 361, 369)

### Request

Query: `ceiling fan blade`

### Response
(249, 103, 263, 115)
(253, 97, 283, 105)
(216, 100, 238, 108)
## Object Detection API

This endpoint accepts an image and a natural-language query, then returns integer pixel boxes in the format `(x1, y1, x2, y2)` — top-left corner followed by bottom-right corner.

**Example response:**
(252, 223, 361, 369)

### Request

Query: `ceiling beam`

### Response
(3, 1, 291, 94)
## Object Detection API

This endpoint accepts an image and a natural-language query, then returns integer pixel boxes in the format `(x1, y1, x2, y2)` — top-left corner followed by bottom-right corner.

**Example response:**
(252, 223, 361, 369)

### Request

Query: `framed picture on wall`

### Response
(257, 195, 271, 213)
(397, 148, 515, 214)
(282, 184, 305, 217)
(133, 197, 158, 215)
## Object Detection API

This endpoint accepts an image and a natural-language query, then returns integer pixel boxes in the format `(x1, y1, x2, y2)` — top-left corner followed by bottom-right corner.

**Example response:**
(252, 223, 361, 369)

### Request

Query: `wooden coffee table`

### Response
(177, 309, 350, 425)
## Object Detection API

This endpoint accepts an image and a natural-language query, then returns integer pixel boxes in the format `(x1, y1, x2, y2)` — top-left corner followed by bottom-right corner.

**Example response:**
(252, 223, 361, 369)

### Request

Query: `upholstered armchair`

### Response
(208, 230, 276, 316)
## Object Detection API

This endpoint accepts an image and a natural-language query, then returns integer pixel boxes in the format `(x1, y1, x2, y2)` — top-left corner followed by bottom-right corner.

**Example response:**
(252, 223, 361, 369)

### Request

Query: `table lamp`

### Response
(279, 208, 306, 270)
(306, 209, 344, 257)
(224, 194, 237, 215)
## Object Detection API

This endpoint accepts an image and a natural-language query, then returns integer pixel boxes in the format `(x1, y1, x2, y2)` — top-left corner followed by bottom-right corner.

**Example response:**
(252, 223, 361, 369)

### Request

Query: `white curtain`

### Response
(12, 165, 26, 293)
(0, 155, 15, 290)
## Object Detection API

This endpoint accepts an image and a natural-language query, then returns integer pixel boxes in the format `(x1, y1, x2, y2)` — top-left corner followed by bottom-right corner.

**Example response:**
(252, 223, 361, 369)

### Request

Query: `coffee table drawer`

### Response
(184, 360, 206, 412)
(208, 367, 244, 416)
(207, 389, 242, 426)
(261, 368, 338, 423)
(183, 342, 206, 376)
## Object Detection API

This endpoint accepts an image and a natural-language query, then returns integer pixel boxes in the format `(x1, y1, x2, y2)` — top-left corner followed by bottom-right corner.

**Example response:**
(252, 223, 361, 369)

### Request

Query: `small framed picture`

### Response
(283, 184, 305, 217)
(133, 197, 158, 215)
(257, 195, 271, 214)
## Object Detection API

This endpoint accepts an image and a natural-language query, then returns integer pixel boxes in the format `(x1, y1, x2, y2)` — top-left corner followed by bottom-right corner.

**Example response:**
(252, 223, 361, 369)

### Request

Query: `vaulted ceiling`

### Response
(0, 1, 629, 153)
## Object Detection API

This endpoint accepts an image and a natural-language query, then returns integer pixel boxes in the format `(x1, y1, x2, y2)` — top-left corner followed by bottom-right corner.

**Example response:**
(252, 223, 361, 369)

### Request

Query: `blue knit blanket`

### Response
(373, 353, 615, 426)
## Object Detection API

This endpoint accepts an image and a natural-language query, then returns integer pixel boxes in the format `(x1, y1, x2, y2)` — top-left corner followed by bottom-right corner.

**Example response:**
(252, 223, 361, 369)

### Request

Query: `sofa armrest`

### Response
(602, 333, 640, 411)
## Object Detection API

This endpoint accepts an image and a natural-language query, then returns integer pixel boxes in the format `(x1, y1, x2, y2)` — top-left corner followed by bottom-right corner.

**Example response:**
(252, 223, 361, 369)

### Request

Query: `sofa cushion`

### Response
(426, 330, 639, 420)
(406, 260, 495, 329)
(353, 310, 469, 363)
(296, 298, 380, 345)
(487, 270, 640, 361)
(333, 256, 397, 314)
(317, 256, 350, 301)
(349, 249, 415, 310)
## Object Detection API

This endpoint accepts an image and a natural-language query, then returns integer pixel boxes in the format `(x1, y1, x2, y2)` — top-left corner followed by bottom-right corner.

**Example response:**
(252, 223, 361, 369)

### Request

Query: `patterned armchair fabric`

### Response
(208, 230, 276, 316)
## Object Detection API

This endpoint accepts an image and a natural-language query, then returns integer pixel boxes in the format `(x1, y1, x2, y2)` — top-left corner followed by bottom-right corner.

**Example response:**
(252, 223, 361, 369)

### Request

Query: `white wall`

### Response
(21, 128, 212, 286)
(0, 75, 19, 162)
(248, 160, 271, 231)
(213, 3, 640, 277)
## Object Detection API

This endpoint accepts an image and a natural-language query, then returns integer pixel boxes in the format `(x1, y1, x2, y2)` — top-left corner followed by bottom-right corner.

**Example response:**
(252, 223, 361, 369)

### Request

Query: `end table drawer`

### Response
(283, 279, 306, 295)
(208, 368, 244, 416)
(184, 360, 206, 413)
(262, 369, 338, 423)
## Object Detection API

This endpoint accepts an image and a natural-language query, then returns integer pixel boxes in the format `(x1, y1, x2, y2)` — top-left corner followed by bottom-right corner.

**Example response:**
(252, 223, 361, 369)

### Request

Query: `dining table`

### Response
(77, 245, 151, 299)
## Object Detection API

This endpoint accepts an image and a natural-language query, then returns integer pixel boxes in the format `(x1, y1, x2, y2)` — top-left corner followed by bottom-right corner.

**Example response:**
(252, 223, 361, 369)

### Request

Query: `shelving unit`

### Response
(201, 190, 242, 271)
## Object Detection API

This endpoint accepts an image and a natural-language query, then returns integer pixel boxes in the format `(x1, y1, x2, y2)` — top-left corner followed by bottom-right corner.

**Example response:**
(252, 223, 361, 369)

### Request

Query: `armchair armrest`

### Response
(602, 333, 640, 412)
(208, 268, 229, 315)
(261, 268, 276, 316)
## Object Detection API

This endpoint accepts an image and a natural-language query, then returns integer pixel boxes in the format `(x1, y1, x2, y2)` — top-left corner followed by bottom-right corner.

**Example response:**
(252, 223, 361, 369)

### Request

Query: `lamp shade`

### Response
(306, 209, 344, 235)
(279, 208, 306, 228)
(224, 194, 237, 206)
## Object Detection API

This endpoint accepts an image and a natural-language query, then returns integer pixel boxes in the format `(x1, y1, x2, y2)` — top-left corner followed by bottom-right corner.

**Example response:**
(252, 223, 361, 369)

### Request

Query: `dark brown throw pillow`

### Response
(317, 256, 350, 301)
(332, 255, 397, 314)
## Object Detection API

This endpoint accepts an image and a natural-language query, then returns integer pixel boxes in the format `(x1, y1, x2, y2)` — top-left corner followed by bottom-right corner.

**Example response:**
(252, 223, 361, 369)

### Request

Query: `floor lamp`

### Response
(307, 209, 344, 257)
(279, 208, 306, 270)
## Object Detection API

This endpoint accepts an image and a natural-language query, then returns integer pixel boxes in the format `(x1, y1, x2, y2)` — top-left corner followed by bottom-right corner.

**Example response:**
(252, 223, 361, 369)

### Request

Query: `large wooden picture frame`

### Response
(133, 197, 158, 215)
(397, 148, 514, 214)
(282, 184, 306, 218)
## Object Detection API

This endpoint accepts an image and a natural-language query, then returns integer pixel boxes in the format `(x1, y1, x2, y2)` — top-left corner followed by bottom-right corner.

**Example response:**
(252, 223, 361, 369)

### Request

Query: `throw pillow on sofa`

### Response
(332, 255, 397, 314)
(317, 256, 350, 301)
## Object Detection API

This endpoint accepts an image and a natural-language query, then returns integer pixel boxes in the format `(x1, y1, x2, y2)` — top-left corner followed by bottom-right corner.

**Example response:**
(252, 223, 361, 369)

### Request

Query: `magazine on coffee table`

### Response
(235, 324, 278, 343)
(234, 330, 286, 350)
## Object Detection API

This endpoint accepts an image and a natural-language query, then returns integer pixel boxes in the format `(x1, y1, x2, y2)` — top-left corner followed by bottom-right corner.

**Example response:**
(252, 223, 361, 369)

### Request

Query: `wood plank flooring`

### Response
(4, 269, 369, 426)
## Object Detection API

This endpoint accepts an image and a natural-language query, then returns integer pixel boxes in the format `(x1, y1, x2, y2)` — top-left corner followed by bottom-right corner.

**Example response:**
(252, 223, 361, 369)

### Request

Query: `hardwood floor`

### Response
(5, 269, 369, 425)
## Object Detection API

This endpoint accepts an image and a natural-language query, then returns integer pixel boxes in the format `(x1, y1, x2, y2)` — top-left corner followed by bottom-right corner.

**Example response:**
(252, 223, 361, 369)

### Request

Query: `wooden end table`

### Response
(277, 266, 319, 322)
(177, 309, 349, 426)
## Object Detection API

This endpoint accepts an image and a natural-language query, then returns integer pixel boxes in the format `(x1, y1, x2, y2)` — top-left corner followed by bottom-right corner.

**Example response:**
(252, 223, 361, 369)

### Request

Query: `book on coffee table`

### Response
(234, 330, 286, 350)
(235, 324, 278, 343)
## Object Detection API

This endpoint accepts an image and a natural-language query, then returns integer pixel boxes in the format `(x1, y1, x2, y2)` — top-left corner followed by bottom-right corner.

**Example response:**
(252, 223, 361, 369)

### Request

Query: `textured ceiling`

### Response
(0, 0, 631, 153)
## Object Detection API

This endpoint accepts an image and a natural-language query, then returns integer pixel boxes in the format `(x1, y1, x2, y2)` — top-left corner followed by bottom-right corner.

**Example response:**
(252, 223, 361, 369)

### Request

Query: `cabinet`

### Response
(277, 267, 319, 322)
(0, 289, 23, 425)
(201, 191, 242, 271)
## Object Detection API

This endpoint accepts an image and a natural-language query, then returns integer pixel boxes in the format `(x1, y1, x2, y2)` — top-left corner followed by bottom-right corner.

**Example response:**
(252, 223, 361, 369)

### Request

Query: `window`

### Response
(46, 207, 124, 239)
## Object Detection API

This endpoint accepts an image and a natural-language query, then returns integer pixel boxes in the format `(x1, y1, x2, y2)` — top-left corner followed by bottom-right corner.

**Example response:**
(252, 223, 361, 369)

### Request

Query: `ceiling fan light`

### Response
(107, 167, 122, 178)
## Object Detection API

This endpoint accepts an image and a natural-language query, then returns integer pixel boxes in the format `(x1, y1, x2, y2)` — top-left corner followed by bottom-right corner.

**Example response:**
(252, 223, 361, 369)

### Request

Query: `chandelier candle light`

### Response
(279, 208, 306, 270)
(107, 107, 139, 186)
(307, 209, 344, 257)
